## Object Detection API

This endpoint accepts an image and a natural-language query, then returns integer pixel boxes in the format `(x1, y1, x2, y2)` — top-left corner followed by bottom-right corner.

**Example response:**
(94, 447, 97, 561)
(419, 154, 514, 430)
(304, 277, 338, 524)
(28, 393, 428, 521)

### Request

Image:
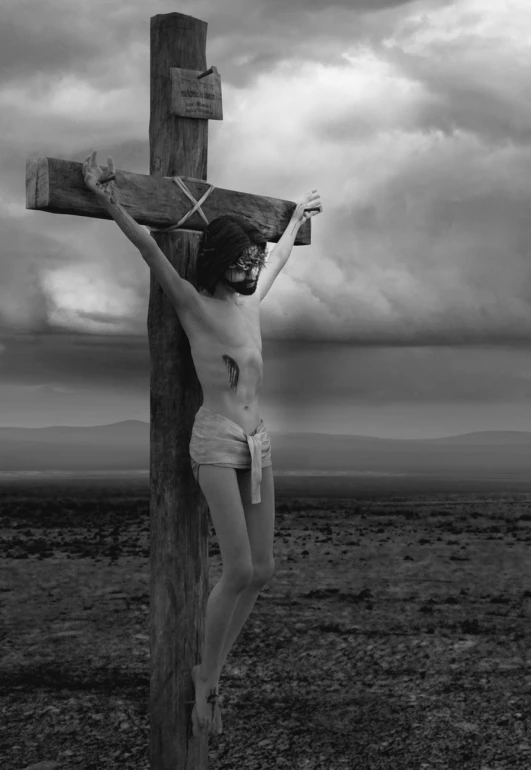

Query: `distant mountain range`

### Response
(0, 420, 530, 477)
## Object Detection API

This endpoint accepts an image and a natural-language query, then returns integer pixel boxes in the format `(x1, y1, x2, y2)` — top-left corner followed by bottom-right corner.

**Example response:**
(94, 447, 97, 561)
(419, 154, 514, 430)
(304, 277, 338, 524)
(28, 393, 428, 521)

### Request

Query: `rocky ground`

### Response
(1, 479, 531, 770)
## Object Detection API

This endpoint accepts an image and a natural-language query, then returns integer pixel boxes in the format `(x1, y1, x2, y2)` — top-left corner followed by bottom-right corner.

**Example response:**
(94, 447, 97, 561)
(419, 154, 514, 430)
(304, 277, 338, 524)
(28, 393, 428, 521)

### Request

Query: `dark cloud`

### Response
(0, 0, 456, 97)
(264, 340, 531, 403)
(0, 1, 143, 87)
(416, 85, 531, 145)
(0, 16, 96, 83)
(0, 0, 417, 93)
(0, 332, 149, 389)
(2, 333, 530, 406)
(257, 0, 417, 12)
(2, 0, 531, 354)
(380, 17, 531, 146)
(309, 48, 531, 147)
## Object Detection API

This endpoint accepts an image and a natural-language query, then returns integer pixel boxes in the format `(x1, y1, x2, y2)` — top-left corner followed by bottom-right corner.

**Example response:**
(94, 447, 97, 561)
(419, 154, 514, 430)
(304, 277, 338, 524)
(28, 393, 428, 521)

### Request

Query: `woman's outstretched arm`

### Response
(82, 150, 203, 317)
(83, 150, 163, 255)
(257, 189, 322, 302)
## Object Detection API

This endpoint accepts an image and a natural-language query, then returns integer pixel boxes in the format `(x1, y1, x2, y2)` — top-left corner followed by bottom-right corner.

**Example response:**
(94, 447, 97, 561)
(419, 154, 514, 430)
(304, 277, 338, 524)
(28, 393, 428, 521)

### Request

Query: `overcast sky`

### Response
(1, 0, 530, 437)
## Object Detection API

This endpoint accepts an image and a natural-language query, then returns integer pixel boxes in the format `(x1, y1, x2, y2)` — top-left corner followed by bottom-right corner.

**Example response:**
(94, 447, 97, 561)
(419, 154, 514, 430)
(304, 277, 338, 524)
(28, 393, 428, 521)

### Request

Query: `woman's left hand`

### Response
(290, 189, 323, 228)
(83, 150, 117, 199)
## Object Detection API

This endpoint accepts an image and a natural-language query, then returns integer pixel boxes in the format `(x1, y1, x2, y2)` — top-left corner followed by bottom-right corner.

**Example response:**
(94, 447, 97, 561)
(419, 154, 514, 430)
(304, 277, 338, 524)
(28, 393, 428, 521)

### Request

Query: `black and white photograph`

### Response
(1, 0, 530, 768)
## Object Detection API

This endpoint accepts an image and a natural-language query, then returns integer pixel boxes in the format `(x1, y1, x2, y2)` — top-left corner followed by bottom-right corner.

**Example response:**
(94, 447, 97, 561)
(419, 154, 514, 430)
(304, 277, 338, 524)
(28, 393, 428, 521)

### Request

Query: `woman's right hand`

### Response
(83, 149, 115, 193)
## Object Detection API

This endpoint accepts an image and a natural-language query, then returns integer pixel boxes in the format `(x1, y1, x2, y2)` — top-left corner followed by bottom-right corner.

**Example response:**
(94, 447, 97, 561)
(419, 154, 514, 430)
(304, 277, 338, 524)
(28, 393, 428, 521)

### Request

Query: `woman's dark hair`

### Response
(196, 214, 267, 295)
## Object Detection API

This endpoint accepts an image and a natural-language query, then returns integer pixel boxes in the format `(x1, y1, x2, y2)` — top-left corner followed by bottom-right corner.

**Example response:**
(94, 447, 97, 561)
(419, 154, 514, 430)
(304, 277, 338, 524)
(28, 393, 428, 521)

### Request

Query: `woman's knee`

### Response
(223, 560, 254, 591)
(251, 558, 275, 586)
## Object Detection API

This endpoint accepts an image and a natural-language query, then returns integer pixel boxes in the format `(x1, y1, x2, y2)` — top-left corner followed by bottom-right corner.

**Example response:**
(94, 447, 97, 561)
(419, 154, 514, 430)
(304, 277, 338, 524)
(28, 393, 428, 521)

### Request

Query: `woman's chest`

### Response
(187, 296, 262, 354)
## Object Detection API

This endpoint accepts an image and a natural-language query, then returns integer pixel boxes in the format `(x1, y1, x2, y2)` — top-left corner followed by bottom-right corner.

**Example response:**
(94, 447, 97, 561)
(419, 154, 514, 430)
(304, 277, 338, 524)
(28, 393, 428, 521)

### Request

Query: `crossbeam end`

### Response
(26, 158, 50, 210)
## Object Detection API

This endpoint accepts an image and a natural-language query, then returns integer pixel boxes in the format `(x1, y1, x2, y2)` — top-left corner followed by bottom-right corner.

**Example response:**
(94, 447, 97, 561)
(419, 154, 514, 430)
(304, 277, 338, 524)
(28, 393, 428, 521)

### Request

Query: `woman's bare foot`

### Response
(191, 665, 222, 736)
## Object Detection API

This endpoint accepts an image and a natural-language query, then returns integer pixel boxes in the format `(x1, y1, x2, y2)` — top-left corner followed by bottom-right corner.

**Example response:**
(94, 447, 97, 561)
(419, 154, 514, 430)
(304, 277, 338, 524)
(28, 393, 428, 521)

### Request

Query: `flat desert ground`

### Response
(1, 475, 531, 770)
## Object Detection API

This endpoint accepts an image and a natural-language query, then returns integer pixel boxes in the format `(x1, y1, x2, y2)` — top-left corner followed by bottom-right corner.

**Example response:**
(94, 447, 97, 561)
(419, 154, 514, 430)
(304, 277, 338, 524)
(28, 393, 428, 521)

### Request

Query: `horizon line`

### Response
(1, 420, 531, 442)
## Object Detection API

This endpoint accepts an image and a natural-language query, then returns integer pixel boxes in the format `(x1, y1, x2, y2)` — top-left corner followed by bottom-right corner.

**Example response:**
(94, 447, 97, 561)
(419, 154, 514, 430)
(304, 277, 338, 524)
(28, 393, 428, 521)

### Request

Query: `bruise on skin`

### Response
(222, 355, 239, 392)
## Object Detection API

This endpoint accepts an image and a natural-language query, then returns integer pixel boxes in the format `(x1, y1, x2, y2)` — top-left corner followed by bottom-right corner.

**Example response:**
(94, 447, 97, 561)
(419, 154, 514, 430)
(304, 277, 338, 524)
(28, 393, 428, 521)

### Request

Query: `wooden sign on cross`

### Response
(25, 11, 314, 769)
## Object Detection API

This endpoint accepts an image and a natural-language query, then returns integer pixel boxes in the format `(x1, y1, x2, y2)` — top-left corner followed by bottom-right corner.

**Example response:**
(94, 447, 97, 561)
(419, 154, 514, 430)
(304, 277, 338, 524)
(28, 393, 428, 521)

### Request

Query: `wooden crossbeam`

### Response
(25, 156, 311, 244)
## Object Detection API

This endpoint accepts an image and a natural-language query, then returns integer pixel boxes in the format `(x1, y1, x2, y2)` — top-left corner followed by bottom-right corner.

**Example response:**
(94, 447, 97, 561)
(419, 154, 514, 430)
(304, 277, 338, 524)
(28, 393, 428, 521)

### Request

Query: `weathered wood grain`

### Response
(25, 156, 311, 244)
(147, 12, 210, 769)
(25, 157, 49, 210)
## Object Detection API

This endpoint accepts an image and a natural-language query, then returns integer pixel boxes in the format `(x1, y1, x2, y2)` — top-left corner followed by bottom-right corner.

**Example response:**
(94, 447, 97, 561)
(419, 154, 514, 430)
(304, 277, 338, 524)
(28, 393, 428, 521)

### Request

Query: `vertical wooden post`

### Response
(148, 13, 209, 769)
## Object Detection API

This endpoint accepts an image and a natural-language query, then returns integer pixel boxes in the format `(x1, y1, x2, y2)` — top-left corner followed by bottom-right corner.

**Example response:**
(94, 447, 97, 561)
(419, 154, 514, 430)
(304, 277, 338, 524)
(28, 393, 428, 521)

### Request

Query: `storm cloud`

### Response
(1, 0, 530, 431)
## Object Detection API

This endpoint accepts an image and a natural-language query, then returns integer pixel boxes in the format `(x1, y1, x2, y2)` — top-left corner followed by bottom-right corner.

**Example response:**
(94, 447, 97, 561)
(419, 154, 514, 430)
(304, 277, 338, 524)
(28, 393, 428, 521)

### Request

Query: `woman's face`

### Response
(224, 264, 260, 282)
(225, 245, 265, 282)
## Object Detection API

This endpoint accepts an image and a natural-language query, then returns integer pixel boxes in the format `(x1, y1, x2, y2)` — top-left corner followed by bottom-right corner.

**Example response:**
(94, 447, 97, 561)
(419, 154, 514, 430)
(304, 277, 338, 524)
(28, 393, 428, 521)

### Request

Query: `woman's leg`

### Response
(193, 464, 254, 732)
(213, 465, 276, 688)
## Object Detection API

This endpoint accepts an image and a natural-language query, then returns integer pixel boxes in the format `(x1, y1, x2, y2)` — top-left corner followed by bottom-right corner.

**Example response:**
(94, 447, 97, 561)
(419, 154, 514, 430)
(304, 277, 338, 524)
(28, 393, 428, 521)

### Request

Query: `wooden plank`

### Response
(171, 66, 222, 120)
(25, 157, 49, 210)
(148, 12, 210, 769)
(24, 156, 311, 244)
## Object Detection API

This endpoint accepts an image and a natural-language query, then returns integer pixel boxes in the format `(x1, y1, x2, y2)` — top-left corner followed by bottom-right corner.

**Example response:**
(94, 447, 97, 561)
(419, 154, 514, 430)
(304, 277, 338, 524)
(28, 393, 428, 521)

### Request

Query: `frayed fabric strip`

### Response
(150, 176, 215, 234)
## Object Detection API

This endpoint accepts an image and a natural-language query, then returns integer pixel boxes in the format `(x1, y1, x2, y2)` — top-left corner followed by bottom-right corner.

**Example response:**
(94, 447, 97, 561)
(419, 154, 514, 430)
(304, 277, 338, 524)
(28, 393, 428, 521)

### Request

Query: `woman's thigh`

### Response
(197, 464, 253, 574)
(236, 465, 275, 568)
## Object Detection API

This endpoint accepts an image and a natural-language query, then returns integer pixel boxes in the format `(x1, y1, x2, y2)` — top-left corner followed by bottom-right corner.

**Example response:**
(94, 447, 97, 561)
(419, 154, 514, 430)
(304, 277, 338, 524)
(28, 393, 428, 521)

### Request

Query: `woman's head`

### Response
(196, 214, 267, 296)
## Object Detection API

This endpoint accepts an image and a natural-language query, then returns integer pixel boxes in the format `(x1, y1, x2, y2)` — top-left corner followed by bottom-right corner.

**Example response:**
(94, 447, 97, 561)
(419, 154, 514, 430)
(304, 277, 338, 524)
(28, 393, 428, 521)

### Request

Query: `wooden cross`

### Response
(25, 11, 313, 769)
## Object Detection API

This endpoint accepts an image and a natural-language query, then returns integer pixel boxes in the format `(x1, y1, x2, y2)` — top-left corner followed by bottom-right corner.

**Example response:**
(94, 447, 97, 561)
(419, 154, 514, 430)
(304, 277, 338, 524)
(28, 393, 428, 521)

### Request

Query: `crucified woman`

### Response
(82, 150, 322, 737)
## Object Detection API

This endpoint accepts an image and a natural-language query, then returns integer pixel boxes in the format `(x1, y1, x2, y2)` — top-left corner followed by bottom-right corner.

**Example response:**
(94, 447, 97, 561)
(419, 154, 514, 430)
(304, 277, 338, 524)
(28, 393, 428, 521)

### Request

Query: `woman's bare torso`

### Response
(179, 290, 263, 435)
